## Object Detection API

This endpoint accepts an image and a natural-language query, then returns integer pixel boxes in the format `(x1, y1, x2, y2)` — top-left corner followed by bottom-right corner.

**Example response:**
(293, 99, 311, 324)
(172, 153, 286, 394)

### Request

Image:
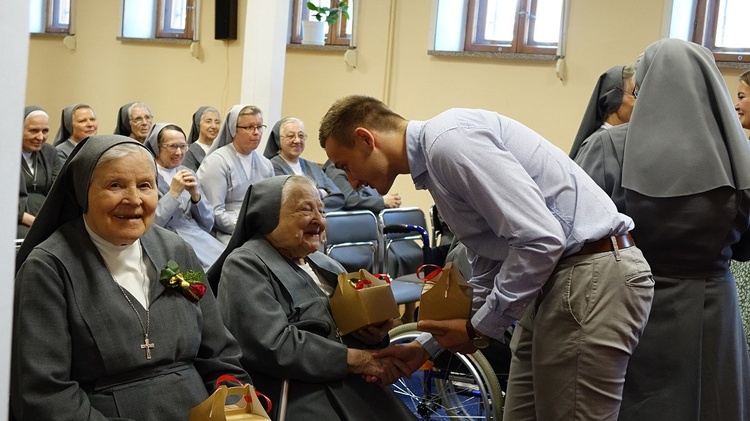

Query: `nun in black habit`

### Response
(12, 135, 251, 420)
(209, 175, 415, 421)
(574, 39, 750, 421)
(183, 105, 221, 172)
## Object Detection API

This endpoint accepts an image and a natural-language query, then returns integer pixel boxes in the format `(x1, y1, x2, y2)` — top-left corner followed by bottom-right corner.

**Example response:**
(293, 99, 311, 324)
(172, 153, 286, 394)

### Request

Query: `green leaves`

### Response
(307, 0, 349, 25)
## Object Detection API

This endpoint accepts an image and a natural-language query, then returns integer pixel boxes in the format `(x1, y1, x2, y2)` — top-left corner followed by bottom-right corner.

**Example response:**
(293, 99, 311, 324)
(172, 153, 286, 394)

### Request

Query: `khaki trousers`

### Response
(503, 245, 654, 421)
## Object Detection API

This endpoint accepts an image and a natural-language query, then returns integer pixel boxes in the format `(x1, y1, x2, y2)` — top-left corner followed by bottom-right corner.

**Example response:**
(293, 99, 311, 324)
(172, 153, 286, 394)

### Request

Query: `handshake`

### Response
(346, 318, 478, 386)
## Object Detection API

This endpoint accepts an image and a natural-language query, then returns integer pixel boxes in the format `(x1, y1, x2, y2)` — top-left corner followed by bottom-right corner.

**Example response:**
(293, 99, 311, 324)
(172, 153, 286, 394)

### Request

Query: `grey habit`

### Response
(208, 176, 415, 421)
(577, 39, 750, 421)
(569, 65, 627, 159)
(12, 135, 249, 421)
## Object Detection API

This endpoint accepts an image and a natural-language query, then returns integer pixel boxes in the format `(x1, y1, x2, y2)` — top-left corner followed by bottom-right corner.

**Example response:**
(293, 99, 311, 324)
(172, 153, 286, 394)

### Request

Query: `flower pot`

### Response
(302, 20, 326, 46)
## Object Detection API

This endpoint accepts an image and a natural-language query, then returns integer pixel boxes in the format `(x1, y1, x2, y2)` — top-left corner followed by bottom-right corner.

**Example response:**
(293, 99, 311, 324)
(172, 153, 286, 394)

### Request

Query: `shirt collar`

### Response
(406, 120, 428, 190)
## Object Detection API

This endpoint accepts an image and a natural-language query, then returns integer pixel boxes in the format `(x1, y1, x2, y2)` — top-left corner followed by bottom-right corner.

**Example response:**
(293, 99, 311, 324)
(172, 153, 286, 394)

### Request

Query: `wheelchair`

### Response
(388, 322, 509, 421)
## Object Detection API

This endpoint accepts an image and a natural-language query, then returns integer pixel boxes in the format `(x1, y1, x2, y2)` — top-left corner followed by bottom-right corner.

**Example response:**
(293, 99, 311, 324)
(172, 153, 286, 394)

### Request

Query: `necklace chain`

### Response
(22, 153, 39, 191)
(105, 243, 155, 359)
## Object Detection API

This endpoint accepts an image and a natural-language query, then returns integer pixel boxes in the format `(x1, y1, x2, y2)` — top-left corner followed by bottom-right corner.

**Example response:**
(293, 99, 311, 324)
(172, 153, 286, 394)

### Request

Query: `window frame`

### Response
(464, 0, 560, 55)
(155, 0, 196, 39)
(44, 0, 71, 34)
(290, 0, 351, 46)
(679, 0, 750, 63)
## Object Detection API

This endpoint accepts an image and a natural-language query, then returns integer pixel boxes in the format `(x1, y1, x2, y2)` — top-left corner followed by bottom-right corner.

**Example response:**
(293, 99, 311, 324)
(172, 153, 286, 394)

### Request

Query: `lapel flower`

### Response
(159, 260, 207, 302)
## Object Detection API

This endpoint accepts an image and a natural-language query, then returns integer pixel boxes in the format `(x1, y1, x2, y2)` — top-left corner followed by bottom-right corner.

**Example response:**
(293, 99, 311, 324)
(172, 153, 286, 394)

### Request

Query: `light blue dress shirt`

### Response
(407, 109, 633, 353)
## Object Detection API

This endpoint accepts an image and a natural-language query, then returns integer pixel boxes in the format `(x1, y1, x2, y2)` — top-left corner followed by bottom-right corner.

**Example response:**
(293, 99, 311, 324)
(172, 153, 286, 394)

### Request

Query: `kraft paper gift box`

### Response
(330, 269, 400, 336)
(417, 262, 473, 322)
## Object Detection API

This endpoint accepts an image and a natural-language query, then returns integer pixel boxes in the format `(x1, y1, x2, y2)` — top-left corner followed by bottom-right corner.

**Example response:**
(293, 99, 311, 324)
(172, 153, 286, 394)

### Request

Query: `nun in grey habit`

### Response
(114, 102, 136, 137)
(18, 106, 62, 239)
(264, 118, 345, 213)
(571, 65, 635, 210)
(208, 175, 415, 421)
(12, 134, 250, 421)
(53, 103, 97, 163)
(144, 123, 225, 271)
(183, 106, 220, 172)
(575, 39, 750, 421)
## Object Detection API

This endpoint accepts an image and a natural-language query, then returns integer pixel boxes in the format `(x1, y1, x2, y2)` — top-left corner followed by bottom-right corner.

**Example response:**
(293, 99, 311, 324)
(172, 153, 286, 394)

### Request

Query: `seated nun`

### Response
(115, 101, 154, 143)
(12, 135, 251, 421)
(183, 106, 221, 172)
(196, 104, 274, 244)
(323, 159, 402, 213)
(264, 118, 344, 212)
(18, 106, 62, 239)
(209, 175, 415, 421)
(52, 103, 98, 162)
(144, 123, 226, 271)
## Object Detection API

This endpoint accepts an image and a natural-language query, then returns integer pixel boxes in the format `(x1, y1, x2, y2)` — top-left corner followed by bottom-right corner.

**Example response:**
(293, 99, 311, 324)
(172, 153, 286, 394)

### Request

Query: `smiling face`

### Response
(22, 112, 50, 153)
(84, 151, 158, 246)
(232, 113, 264, 155)
(71, 107, 98, 142)
(279, 121, 306, 161)
(324, 129, 395, 195)
(265, 181, 326, 262)
(736, 81, 750, 130)
(199, 110, 221, 144)
(157, 129, 187, 169)
(128, 106, 153, 142)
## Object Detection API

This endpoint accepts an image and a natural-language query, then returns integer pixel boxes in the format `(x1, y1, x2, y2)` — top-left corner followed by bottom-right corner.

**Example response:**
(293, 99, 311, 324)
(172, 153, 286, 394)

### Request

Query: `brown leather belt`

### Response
(574, 233, 635, 256)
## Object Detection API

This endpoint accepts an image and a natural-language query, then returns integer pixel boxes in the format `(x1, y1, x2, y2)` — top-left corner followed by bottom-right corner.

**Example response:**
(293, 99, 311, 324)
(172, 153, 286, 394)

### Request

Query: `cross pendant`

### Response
(140, 336, 155, 359)
(32, 182, 37, 191)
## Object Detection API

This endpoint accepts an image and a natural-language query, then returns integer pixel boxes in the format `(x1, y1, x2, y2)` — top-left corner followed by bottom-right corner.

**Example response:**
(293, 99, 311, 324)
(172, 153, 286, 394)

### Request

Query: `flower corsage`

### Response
(159, 260, 207, 302)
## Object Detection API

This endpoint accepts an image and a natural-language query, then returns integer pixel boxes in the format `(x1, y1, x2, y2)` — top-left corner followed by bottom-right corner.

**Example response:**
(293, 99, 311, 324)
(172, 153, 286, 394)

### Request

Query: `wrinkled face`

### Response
(279, 121, 306, 161)
(157, 129, 188, 169)
(71, 107, 98, 142)
(615, 77, 637, 123)
(736, 81, 750, 130)
(266, 183, 326, 261)
(129, 106, 153, 142)
(85, 152, 158, 246)
(232, 113, 264, 155)
(199, 110, 221, 143)
(22, 113, 50, 153)
(324, 131, 395, 195)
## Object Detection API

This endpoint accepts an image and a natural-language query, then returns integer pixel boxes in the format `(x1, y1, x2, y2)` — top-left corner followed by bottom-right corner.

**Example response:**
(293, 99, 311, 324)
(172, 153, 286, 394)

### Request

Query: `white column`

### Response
(0, 0, 29, 416)
(240, 0, 290, 151)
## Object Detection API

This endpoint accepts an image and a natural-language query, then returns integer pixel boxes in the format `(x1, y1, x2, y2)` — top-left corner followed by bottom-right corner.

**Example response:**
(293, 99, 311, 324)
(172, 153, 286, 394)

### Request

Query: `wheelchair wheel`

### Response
(389, 323, 504, 421)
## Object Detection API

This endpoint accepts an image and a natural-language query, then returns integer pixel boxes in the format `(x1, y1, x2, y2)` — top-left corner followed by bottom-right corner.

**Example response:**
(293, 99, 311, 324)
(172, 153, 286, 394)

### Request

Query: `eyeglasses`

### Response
(161, 143, 188, 152)
(614, 86, 638, 99)
(130, 115, 153, 124)
(282, 133, 308, 141)
(237, 125, 267, 132)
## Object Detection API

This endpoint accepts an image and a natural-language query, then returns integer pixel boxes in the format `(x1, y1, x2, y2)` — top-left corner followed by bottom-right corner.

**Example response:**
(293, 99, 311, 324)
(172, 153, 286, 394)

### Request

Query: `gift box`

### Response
(417, 262, 472, 322)
(330, 269, 400, 335)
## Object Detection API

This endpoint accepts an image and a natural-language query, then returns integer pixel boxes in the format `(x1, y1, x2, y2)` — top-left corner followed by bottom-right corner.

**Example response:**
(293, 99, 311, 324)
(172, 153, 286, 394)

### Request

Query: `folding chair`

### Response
(323, 210, 381, 273)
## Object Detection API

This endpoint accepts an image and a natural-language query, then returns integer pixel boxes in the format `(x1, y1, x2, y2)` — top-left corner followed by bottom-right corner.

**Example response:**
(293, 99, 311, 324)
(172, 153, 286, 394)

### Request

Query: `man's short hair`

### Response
(318, 95, 403, 149)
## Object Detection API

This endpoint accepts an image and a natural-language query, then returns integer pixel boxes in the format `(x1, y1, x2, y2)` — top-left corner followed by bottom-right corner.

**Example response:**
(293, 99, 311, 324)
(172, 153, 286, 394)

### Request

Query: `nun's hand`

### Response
(180, 170, 200, 198)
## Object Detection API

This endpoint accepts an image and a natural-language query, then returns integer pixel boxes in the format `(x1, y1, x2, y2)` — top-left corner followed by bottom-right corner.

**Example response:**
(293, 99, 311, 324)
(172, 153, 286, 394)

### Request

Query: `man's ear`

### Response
(354, 127, 374, 149)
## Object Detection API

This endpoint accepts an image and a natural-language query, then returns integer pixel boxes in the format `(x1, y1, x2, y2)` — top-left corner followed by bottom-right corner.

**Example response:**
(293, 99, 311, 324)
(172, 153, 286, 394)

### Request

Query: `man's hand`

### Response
(365, 341, 430, 385)
(418, 318, 477, 355)
(346, 349, 410, 385)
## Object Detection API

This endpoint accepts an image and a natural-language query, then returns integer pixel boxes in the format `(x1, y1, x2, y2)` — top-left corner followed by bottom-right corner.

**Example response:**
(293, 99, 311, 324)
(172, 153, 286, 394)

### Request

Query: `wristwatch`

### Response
(465, 320, 490, 349)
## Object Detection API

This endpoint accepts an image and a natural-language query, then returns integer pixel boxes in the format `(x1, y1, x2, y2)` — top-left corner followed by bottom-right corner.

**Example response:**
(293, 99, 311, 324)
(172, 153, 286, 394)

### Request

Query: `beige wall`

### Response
(27, 0, 749, 219)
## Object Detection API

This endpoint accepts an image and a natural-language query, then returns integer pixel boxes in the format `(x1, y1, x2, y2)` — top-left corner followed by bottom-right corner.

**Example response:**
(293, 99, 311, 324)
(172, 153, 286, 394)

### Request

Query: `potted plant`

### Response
(302, 1, 349, 46)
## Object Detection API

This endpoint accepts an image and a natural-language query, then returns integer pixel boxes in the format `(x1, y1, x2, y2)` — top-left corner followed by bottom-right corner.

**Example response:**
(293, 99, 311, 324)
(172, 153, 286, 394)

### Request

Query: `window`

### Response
(29, 0, 72, 34)
(464, 0, 563, 54)
(122, 0, 196, 40)
(290, 0, 352, 46)
(668, 0, 750, 63)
